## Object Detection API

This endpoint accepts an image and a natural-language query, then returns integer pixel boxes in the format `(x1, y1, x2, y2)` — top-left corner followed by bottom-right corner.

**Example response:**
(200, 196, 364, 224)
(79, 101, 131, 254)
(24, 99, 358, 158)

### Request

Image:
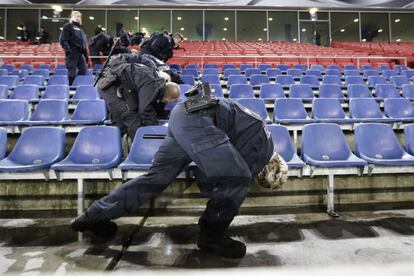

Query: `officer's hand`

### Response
(255, 154, 288, 191)
(65, 50, 72, 56)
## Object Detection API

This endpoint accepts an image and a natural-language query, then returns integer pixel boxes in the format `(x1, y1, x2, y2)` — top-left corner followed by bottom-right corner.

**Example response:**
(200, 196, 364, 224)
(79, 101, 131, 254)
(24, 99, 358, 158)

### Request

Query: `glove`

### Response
(65, 49, 72, 56)
(255, 153, 288, 191)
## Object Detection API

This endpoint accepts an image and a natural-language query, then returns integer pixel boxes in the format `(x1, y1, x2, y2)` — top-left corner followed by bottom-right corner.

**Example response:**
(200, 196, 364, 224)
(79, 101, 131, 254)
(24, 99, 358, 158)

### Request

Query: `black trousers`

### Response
(65, 50, 88, 85)
(86, 102, 273, 236)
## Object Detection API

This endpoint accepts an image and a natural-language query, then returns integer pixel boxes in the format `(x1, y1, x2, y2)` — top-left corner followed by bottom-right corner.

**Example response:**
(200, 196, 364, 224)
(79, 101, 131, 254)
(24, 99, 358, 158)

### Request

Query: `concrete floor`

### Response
(1, 210, 414, 275)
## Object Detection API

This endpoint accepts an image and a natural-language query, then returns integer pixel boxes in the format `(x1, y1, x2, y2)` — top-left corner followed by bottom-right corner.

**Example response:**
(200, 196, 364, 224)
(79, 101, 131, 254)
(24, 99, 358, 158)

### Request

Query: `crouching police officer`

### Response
(97, 57, 180, 139)
(71, 83, 288, 259)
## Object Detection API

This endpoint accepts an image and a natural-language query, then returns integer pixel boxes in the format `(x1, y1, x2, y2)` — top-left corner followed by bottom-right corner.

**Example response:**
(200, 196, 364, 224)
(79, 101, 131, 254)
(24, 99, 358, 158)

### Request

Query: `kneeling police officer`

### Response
(71, 83, 288, 259)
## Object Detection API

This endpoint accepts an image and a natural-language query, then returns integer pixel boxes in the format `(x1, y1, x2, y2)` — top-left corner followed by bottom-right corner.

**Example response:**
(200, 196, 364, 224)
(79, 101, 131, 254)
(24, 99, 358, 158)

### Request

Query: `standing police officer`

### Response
(140, 32, 183, 62)
(71, 85, 286, 259)
(59, 11, 88, 85)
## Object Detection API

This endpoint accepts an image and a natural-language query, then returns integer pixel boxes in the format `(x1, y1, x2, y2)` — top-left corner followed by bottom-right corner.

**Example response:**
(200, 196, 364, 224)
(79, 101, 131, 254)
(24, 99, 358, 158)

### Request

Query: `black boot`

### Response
(197, 232, 246, 258)
(70, 213, 118, 238)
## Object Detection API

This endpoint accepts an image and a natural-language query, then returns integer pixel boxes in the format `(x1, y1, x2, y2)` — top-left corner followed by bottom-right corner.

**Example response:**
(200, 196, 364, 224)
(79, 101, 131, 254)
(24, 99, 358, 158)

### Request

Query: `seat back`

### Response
(229, 84, 254, 99)
(300, 75, 319, 87)
(404, 124, 414, 155)
(0, 76, 19, 88)
(10, 85, 39, 101)
(0, 100, 29, 121)
(227, 75, 247, 86)
(0, 85, 8, 99)
(375, 84, 400, 99)
(325, 69, 341, 77)
(70, 100, 107, 122)
(276, 64, 289, 72)
(384, 98, 414, 119)
(363, 70, 379, 78)
(344, 64, 357, 71)
(274, 99, 308, 119)
(66, 126, 122, 165)
(72, 75, 94, 87)
(32, 69, 50, 79)
(182, 68, 198, 78)
(201, 74, 220, 85)
(43, 85, 70, 100)
(306, 69, 322, 78)
(391, 76, 409, 87)
(250, 75, 269, 86)
(245, 68, 261, 78)
(402, 84, 414, 99)
(72, 86, 99, 100)
(0, 128, 7, 160)
(345, 76, 365, 85)
(259, 83, 285, 99)
(347, 84, 372, 98)
(236, 98, 269, 121)
(267, 125, 295, 161)
(181, 75, 195, 85)
(55, 69, 69, 76)
(222, 64, 236, 72)
(368, 76, 387, 86)
(344, 70, 360, 77)
(312, 98, 346, 119)
(209, 84, 224, 98)
(6, 127, 65, 165)
(382, 70, 397, 79)
(266, 68, 282, 78)
(355, 123, 405, 159)
(276, 75, 294, 86)
(287, 69, 302, 78)
(48, 75, 69, 86)
(319, 84, 343, 99)
(350, 98, 383, 119)
(23, 75, 44, 86)
(258, 64, 271, 72)
(302, 123, 352, 161)
(293, 64, 307, 72)
(223, 69, 241, 78)
(240, 64, 253, 73)
(202, 68, 219, 75)
(204, 63, 218, 69)
(30, 99, 68, 121)
(290, 84, 314, 99)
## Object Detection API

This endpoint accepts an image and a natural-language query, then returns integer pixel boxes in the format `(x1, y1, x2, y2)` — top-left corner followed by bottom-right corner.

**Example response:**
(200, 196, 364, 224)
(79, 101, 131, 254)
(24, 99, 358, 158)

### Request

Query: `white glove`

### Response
(255, 153, 288, 190)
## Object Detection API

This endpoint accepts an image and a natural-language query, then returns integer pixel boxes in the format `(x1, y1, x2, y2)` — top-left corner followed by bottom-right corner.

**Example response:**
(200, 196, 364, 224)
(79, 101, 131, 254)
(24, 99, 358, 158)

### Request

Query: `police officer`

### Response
(89, 29, 113, 66)
(97, 58, 180, 139)
(59, 11, 88, 85)
(71, 86, 285, 259)
(140, 32, 183, 62)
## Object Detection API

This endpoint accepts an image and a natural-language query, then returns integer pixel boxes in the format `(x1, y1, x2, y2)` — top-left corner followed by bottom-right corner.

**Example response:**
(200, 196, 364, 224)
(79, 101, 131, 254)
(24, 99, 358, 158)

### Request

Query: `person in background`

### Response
(89, 28, 113, 66)
(36, 26, 49, 45)
(59, 11, 89, 85)
(17, 25, 29, 42)
(140, 32, 183, 62)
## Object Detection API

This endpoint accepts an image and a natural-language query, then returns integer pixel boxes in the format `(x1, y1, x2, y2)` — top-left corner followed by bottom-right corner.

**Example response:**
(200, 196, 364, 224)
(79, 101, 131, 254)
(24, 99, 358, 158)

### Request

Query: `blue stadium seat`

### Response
(289, 84, 314, 101)
(71, 86, 99, 101)
(384, 98, 414, 121)
(276, 64, 290, 72)
(306, 69, 323, 79)
(347, 84, 372, 98)
(368, 76, 387, 87)
(169, 64, 182, 73)
(39, 64, 52, 71)
(182, 75, 195, 85)
(201, 74, 220, 85)
(209, 84, 224, 98)
(227, 75, 247, 86)
(322, 75, 342, 86)
(32, 69, 50, 79)
(403, 70, 414, 80)
(312, 98, 352, 123)
(222, 64, 236, 72)
(390, 76, 409, 88)
(355, 123, 414, 166)
(293, 64, 307, 72)
(266, 68, 282, 79)
(379, 65, 391, 71)
(345, 76, 365, 85)
(0, 85, 8, 99)
(0, 100, 29, 125)
(267, 125, 305, 168)
(300, 75, 320, 88)
(54, 69, 68, 76)
(23, 75, 45, 87)
(245, 68, 261, 79)
(325, 69, 341, 77)
(259, 83, 285, 101)
(302, 123, 367, 167)
(402, 84, 414, 100)
(11, 69, 29, 79)
(344, 70, 361, 77)
(71, 75, 94, 87)
(179, 84, 192, 99)
(0, 128, 7, 160)
(204, 63, 218, 69)
(0, 127, 65, 172)
(240, 64, 253, 73)
(0, 69, 8, 76)
(10, 85, 39, 101)
(236, 98, 271, 123)
(250, 74, 270, 87)
(119, 125, 167, 170)
(42, 85, 70, 100)
(64, 100, 107, 125)
(92, 64, 103, 75)
(375, 84, 401, 99)
(344, 64, 357, 71)
(0, 75, 19, 89)
(276, 75, 295, 88)
(350, 98, 393, 122)
(51, 126, 122, 171)
(287, 69, 303, 79)
(223, 69, 241, 79)
(394, 65, 408, 73)
(361, 65, 374, 71)
(20, 64, 34, 74)
(258, 64, 271, 73)
(327, 64, 341, 71)
(318, 84, 345, 100)
(273, 98, 313, 123)
(22, 99, 68, 125)
(202, 68, 219, 75)
(185, 64, 199, 72)
(310, 64, 324, 71)
(382, 70, 398, 79)
(404, 124, 414, 156)
(229, 84, 255, 99)
(363, 70, 379, 78)
(47, 75, 69, 86)
(1, 64, 15, 73)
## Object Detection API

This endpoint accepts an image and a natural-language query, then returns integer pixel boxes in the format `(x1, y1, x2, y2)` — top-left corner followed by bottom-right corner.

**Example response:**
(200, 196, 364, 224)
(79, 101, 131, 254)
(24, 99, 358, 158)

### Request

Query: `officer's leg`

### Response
(77, 53, 88, 76)
(119, 109, 141, 140)
(85, 134, 191, 221)
(65, 51, 77, 85)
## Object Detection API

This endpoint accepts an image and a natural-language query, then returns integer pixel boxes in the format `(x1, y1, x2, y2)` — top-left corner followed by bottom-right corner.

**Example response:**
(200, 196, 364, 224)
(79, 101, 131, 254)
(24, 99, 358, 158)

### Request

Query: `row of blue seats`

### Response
(173, 63, 410, 74)
(0, 75, 95, 89)
(0, 99, 106, 126)
(0, 123, 413, 172)
(0, 85, 99, 101)
(0, 63, 103, 75)
(178, 83, 414, 101)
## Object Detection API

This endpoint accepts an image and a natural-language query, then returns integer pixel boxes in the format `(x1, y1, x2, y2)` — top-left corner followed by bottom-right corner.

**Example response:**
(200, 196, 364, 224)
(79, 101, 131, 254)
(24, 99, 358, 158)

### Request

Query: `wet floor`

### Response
(1, 210, 414, 274)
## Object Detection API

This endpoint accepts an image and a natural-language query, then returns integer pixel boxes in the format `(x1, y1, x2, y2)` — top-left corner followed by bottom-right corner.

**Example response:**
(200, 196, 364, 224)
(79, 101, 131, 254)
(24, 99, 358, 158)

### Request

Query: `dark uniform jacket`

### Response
(140, 32, 175, 62)
(59, 21, 88, 57)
